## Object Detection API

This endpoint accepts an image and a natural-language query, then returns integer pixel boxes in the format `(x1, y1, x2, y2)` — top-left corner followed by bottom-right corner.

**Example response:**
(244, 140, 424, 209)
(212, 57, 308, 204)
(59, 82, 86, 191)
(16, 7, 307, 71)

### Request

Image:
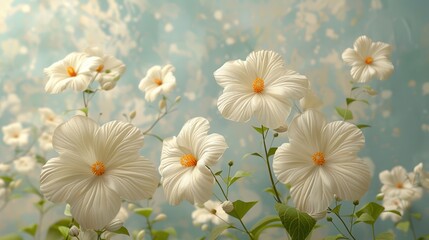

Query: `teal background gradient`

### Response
(1, 0, 429, 239)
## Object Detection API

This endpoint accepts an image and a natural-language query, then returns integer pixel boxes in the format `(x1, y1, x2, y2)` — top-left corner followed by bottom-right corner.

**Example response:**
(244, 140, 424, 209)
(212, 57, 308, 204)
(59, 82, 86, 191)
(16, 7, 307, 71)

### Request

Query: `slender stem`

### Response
(409, 214, 417, 240)
(226, 164, 232, 197)
(329, 221, 347, 239)
(260, 125, 281, 203)
(329, 208, 356, 240)
(371, 224, 375, 240)
(350, 204, 356, 232)
(145, 216, 155, 240)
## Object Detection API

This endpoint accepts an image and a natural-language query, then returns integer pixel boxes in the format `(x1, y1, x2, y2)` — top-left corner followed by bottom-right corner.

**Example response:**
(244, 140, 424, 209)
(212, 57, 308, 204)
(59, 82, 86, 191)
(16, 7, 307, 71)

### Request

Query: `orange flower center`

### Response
(180, 154, 197, 167)
(67, 66, 77, 77)
(154, 78, 163, 86)
(312, 151, 325, 166)
(396, 182, 403, 189)
(365, 56, 373, 65)
(91, 160, 105, 176)
(96, 64, 104, 73)
(252, 77, 264, 93)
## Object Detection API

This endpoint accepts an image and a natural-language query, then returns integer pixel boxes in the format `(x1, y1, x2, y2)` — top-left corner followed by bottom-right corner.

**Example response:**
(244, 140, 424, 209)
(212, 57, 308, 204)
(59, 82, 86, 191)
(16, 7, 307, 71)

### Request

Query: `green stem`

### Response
(350, 204, 356, 233)
(409, 214, 417, 240)
(145, 216, 155, 240)
(371, 224, 375, 240)
(329, 208, 356, 240)
(329, 221, 347, 239)
(260, 125, 281, 203)
(226, 164, 232, 197)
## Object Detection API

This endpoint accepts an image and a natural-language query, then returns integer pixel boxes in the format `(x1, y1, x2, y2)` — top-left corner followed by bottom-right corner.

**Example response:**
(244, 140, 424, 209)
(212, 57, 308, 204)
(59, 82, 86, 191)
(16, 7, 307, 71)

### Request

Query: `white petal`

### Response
(287, 110, 326, 152)
(265, 70, 309, 100)
(341, 48, 362, 65)
(146, 86, 162, 102)
(214, 59, 252, 88)
(176, 117, 210, 156)
(217, 91, 255, 123)
(245, 50, 286, 84)
(70, 179, 121, 230)
(372, 59, 394, 80)
(353, 35, 373, 58)
(370, 41, 392, 58)
(321, 121, 364, 160)
(105, 156, 159, 200)
(253, 93, 292, 129)
(197, 133, 228, 167)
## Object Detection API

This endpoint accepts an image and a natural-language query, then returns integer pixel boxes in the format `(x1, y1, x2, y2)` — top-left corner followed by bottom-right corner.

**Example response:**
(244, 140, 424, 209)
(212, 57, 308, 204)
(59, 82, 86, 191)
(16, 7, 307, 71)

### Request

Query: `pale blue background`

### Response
(1, 0, 429, 239)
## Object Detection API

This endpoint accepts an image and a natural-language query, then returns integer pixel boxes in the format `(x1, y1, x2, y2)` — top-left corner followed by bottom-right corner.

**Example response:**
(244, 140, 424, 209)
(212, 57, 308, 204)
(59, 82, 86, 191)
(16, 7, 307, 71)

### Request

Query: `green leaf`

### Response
(395, 221, 410, 233)
(46, 219, 71, 240)
(0, 234, 23, 240)
(208, 224, 230, 240)
(163, 227, 176, 236)
(214, 170, 223, 176)
(275, 203, 316, 240)
(323, 234, 347, 240)
(134, 207, 153, 218)
(346, 98, 356, 105)
(264, 187, 277, 198)
(0, 176, 13, 184)
(331, 204, 342, 215)
(80, 107, 88, 116)
(351, 86, 360, 91)
(250, 215, 281, 239)
(355, 202, 384, 225)
(412, 212, 422, 220)
(356, 124, 371, 129)
(21, 224, 37, 237)
(335, 107, 353, 120)
(152, 230, 169, 240)
(228, 171, 251, 187)
(34, 199, 45, 212)
(375, 231, 395, 240)
(227, 200, 258, 219)
(358, 99, 369, 105)
(252, 126, 269, 134)
(35, 155, 46, 164)
(57, 226, 69, 238)
(267, 147, 278, 158)
(384, 210, 401, 216)
(113, 226, 130, 236)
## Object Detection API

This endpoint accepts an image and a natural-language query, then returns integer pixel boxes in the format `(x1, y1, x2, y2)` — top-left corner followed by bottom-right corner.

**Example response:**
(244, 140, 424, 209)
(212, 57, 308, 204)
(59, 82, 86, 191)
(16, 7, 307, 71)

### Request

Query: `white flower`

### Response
(38, 107, 63, 128)
(380, 197, 409, 222)
(39, 132, 53, 152)
(300, 87, 322, 110)
(138, 64, 176, 102)
(273, 110, 371, 218)
(85, 47, 126, 91)
(14, 156, 36, 173)
(2, 122, 30, 147)
(192, 200, 229, 226)
(0, 163, 11, 172)
(159, 117, 228, 205)
(44, 52, 101, 94)
(214, 50, 308, 129)
(379, 166, 422, 201)
(342, 35, 394, 83)
(40, 116, 159, 230)
(414, 162, 429, 189)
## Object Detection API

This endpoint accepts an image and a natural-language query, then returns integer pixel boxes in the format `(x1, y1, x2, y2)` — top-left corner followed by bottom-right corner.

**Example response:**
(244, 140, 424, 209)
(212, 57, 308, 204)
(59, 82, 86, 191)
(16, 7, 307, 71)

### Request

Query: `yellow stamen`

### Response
(96, 64, 104, 72)
(180, 154, 197, 167)
(67, 66, 77, 77)
(396, 183, 403, 189)
(312, 151, 325, 166)
(91, 160, 105, 176)
(365, 56, 373, 65)
(154, 78, 163, 86)
(252, 77, 264, 93)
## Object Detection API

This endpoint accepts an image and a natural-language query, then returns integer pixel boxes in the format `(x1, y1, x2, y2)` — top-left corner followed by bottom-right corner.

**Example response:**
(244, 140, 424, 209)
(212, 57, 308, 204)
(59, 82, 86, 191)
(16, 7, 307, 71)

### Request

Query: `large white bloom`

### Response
(40, 116, 159, 230)
(138, 64, 176, 102)
(342, 35, 394, 83)
(379, 166, 422, 201)
(214, 50, 308, 129)
(44, 52, 101, 94)
(2, 122, 30, 147)
(159, 117, 228, 205)
(192, 200, 229, 226)
(273, 110, 371, 218)
(85, 47, 126, 91)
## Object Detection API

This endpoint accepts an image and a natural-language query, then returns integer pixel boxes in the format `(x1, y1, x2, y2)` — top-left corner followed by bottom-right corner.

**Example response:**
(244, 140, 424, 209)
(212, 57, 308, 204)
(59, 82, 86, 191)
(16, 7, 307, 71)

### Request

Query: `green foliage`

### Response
(208, 224, 230, 240)
(323, 234, 347, 240)
(331, 204, 341, 215)
(57, 226, 69, 238)
(21, 224, 37, 237)
(0, 234, 23, 240)
(152, 230, 170, 240)
(250, 215, 282, 239)
(46, 219, 71, 240)
(227, 171, 251, 187)
(242, 152, 264, 160)
(356, 124, 371, 129)
(395, 221, 410, 233)
(267, 147, 277, 158)
(134, 207, 153, 218)
(375, 231, 395, 240)
(275, 203, 316, 240)
(252, 126, 269, 134)
(355, 202, 384, 225)
(0, 176, 13, 184)
(335, 107, 353, 121)
(227, 200, 258, 220)
(113, 226, 130, 236)
(35, 155, 46, 165)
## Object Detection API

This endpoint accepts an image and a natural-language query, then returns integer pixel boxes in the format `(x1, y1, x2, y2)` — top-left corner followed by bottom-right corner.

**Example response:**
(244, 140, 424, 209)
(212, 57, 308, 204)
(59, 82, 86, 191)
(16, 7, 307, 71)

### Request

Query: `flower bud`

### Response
(353, 200, 359, 206)
(221, 201, 234, 213)
(136, 230, 145, 240)
(376, 193, 384, 201)
(129, 111, 137, 120)
(159, 99, 166, 110)
(127, 203, 136, 211)
(201, 224, 209, 231)
(154, 213, 167, 222)
(9, 179, 22, 189)
(334, 194, 342, 202)
(274, 125, 288, 133)
(228, 160, 234, 167)
(366, 88, 377, 96)
(175, 96, 181, 103)
(273, 133, 279, 138)
(105, 219, 123, 232)
(326, 216, 333, 222)
(69, 225, 79, 237)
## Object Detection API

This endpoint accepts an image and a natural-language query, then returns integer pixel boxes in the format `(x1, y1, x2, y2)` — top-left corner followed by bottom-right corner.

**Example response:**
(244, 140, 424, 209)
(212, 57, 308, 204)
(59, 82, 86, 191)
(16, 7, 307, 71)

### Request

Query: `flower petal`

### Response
(214, 59, 252, 89)
(217, 91, 255, 123)
(252, 93, 292, 129)
(176, 117, 210, 156)
(353, 35, 372, 58)
(265, 70, 309, 100)
(245, 50, 286, 85)
(287, 110, 326, 152)
(197, 133, 228, 167)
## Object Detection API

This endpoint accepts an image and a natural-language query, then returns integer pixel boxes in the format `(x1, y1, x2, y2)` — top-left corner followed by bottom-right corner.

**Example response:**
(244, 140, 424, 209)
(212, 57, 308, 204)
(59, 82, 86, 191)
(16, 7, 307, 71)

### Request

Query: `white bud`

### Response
(159, 99, 166, 110)
(334, 194, 342, 202)
(274, 124, 288, 133)
(69, 225, 79, 237)
(221, 201, 234, 213)
(201, 224, 209, 231)
(136, 230, 145, 240)
(366, 88, 377, 96)
(64, 204, 72, 217)
(127, 203, 136, 211)
(105, 219, 123, 232)
(129, 111, 137, 120)
(175, 96, 181, 103)
(154, 213, 167, 222)
(9, 179, 22, 189)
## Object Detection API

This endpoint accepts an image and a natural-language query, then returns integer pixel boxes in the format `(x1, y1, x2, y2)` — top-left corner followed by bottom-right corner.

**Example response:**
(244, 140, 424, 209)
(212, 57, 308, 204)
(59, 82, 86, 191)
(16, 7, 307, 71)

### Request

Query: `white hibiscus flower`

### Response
(44, 52, 101, 94)
(138, 64, 176, 102)
(2, 122, 30, 147)
(159, 117, 228, 205)
(342, 35, 394, 83)
(40, 116, 159, 230)
(192, 200, 229, 226)
(379, 166, 422, 201)
(214, 50, 308, 129)
(85, 47, 126, 91)
(273, 110, 371, 218)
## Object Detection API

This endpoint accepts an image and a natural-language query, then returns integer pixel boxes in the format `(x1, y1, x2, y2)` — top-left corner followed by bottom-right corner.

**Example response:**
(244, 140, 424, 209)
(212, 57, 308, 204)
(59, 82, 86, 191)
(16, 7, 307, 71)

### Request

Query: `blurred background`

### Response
(1, 0, 429, 239)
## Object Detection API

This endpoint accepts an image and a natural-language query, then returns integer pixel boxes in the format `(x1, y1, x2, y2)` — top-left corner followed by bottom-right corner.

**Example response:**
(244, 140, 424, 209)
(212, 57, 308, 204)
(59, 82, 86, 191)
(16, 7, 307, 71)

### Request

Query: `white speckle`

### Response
(423, 82, 429, 95)
(325, 28, 338, 39)
(319, 50, 342, 69)
(381, 90, 392, 99)
(214, 10, 223, 21)
(371, 0, 383, 10)
(277, 34, 286, 42)
(382, 110, 390, 118)
(164, 23, 173, 32)
(225, 37, 235, 45)
(19, 46, 28, 55)
(20, 4, 31, 13)
(184, 92, 196, 101)
(408, 80, 416, 87)
(422, 124, 429, 132)
(239, 138, 246, 147)
(223, 23, 231, 30)
(154, 12, 161, 20)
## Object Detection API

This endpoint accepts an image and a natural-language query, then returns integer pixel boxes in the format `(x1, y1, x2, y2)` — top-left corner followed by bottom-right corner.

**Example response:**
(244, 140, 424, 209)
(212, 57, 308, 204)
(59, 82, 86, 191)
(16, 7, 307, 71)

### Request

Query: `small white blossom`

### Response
(192, 200, 229, 226)
(2, 122, 30, 147)
(139, 64, 176, 102)
(38, 132, 53, 151)
(379, 166, 422, 201)
(221, 201, 234, 213)
(38, 108, 63, 128)
(14, 156, 36, 173)
(380, 197, 409, 222)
